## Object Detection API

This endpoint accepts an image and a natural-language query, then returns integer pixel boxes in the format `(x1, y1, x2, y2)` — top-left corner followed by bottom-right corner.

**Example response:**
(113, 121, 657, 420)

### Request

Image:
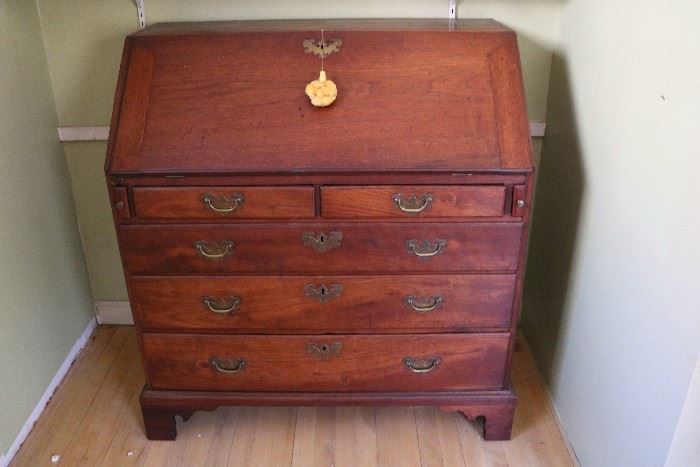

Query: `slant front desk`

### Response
(105, 19, 534, 440)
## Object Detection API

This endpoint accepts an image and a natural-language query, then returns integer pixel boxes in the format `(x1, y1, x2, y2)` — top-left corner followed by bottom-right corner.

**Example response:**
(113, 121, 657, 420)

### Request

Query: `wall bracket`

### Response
(134, 0, 146, 30)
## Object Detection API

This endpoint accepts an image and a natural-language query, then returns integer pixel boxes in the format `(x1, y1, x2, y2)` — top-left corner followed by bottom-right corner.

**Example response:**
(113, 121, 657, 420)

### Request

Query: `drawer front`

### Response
(132, 186, 315, 219)
(321, 186, 506, 218)
(142, 333, 509, 392)
(119, 223, 522, 274)
(130, 275, 516, 333)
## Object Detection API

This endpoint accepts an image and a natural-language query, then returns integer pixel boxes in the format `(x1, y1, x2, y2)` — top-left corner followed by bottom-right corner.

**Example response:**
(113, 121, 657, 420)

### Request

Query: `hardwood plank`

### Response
(11, 326, 126, 466)
(58, 330, 143, 465)
(291, 407, 335, 467)
(248, 407, 297, 466)
(334, 407, 377, 467)
(504, 335, 578, 467)
(375, 407, 421, 467)
(415, 407, 467, 467)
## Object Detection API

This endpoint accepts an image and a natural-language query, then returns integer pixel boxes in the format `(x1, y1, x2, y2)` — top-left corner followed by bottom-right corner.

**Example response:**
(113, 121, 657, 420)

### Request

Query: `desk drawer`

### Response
(321, 186, 506, 218)
(119, 223, 522, 274)
(130, 274, 516, 333)
(132, 186, 315, 219)
(142, 333, 509, 392)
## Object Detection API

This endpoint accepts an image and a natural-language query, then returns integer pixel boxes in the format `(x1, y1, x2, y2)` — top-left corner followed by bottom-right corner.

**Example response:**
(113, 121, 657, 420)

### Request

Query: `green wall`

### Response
(0, 0, 94, 458)
(36, 0, 560, 300)
(521, 1, 700, 465)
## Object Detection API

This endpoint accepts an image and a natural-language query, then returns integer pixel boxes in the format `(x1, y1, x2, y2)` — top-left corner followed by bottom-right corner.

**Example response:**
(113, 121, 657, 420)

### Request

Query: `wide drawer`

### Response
(141, 333, 509, 392)
(321, 185, 506, 218)
(119, 223, 522, 273)
(130, 275, 516, 333)
(132, 186, 315, 219)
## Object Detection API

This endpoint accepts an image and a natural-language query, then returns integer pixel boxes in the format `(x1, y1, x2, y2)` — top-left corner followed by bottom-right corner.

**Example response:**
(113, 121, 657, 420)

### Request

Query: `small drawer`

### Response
(130, 274, 516, 333)
(119, 222, 522, 274)
(132, 186, 315, 219)
(141, 333, 509, 392)
(321, 186, 506, 218)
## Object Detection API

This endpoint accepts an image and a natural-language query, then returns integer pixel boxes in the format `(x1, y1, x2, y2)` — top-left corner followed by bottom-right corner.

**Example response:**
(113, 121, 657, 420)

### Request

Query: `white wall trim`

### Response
(0, 317, 97, 467)
(58, 122, 547, 142)
(95, 301, 133, 325)
(57, 126, 109, 141)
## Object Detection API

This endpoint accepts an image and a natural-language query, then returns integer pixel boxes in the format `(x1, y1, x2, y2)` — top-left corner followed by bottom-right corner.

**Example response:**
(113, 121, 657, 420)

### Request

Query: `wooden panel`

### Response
(111, 186, 131, 223)
(488, 39, 533, 169)
(106, 24, 534, 173)
(141, 333, 509, 391)
(119, 223, 522, 274)
(512, 185, 527, 217)
(132, 186, 315, 219)
(111, 46, 153, 171)
(321, 185, 506, 218)
(129, 274, 516, 333)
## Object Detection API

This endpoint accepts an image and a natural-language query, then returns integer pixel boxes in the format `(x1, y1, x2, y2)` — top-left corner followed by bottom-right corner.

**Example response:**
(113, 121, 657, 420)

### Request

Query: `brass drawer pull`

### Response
(302, 230, 343, 252)
(404, 356, 442, 373)
(202, 296, 242, 314)
(202, 193, 245, 213)
(404, 295, 443, 313)
(193, 240, 235, 260)
(304, 284, 343, 303)
(306, 342, 343, 360)
(209, 357, 246, 374)
(406, 239, 447, 258)
(392, 193, 433, 213)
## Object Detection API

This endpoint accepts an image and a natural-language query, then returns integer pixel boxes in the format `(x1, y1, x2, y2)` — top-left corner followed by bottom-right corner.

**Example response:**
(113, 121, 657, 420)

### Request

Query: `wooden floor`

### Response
(11, 326, 576, 466)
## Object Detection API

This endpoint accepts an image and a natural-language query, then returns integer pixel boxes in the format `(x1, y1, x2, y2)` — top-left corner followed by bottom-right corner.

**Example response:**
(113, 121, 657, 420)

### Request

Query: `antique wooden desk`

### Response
(106, 19, 533, 440)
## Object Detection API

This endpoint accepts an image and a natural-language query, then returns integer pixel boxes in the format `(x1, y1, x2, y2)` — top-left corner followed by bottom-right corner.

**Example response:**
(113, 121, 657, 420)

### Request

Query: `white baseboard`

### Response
(95, 301, 133, 325)
(0, 317, 97, 467)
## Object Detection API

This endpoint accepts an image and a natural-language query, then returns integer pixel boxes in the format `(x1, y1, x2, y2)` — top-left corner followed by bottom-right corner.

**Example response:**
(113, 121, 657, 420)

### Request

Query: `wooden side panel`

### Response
(321, 186, 506, 218)
(130, 274, 516, 333)
(111, 46, 154, 172)
(118, 223, 523, 274)
(141, 333, 510, 391)
(488, 36, 533, 169)
(133, 186, 315, 219)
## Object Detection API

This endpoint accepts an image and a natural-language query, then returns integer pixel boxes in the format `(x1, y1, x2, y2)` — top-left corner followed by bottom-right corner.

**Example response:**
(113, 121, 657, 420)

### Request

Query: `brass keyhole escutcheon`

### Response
(304, 283, 343, 303)
(301, 231, 343, 252)
(306, 342, 343, 360)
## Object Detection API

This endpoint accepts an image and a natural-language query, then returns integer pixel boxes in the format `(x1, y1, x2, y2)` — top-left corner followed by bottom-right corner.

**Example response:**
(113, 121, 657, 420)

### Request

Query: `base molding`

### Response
(140, 386, 517, 441)
(0, 318, 97, 467)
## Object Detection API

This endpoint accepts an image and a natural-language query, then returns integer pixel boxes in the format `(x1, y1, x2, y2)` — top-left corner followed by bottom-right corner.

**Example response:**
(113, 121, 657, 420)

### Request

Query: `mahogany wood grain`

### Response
(130, 274, 516, 333)
(321, 185, 507, 218)
(141, 333, 509, 392)
(107, 25, 532, 174)
(132, 186, 315, 219)
(119, 222, 522, 274)
(111, 46, 153, 171)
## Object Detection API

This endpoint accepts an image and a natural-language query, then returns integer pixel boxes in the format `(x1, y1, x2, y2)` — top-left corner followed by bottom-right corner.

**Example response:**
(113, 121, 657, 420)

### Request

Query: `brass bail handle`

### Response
(193, 240, 235, 260)
(202, 296, 242, 314)
(209, 357, 246, 374)
(406, 239, 447, 258)
(404, 356, 442, 373)
(202, 193, 245, 213)
(392, 193, 434, 214)
(404, 295, 444, 313)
